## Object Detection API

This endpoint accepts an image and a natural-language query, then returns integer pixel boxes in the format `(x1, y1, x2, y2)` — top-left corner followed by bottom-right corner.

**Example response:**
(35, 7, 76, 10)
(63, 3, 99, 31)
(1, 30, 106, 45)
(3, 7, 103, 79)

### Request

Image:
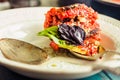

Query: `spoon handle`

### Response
(94, 51, 120, 75)
(56, 51, 120, 75)
(94, 64, 120, 75)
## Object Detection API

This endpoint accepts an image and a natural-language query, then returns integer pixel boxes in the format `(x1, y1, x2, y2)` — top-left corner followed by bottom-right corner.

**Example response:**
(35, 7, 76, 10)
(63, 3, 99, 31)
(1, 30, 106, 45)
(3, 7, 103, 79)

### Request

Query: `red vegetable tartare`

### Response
(39, 4, 101, 56)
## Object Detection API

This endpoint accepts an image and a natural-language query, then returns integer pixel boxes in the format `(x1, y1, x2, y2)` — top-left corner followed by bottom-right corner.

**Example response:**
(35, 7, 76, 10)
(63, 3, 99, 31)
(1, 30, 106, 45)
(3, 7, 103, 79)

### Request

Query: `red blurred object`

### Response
(0, 0, 7, 2)
(112, 0, 120, 2)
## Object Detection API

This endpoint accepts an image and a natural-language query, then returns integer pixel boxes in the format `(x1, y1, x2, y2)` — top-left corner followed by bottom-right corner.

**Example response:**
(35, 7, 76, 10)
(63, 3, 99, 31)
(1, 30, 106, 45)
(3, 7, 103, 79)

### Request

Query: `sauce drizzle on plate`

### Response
(100, 33, 116, 51)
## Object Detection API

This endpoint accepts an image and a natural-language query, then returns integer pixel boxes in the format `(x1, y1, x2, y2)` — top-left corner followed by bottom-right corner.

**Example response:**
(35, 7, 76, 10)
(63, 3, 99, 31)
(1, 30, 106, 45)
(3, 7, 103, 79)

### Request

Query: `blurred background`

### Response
(0, 0, 120, 19)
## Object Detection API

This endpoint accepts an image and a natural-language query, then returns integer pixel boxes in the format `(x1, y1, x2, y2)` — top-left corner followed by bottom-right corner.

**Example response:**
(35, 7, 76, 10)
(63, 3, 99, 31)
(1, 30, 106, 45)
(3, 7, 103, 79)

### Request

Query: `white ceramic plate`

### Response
(0, 7, 120, 79)
(96, 0, 120, 7)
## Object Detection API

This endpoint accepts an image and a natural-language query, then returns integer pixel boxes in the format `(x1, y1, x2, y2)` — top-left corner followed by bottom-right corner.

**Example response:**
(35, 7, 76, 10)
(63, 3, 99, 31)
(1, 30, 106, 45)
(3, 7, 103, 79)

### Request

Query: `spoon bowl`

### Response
(70, 51, 103, 60)
(0, 38, 48, 64)
(70, 46, 106, 60)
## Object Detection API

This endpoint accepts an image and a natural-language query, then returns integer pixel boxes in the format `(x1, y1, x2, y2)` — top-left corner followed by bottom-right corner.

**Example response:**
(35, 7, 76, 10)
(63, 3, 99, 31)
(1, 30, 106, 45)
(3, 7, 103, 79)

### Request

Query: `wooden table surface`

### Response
(0, 0, 120, 80)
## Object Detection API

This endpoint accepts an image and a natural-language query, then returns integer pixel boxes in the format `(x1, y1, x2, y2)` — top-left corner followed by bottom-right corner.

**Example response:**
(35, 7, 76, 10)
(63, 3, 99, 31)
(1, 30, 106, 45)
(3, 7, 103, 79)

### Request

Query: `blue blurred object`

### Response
(58, 0, 92, 6)
(91, 0, 120, 20)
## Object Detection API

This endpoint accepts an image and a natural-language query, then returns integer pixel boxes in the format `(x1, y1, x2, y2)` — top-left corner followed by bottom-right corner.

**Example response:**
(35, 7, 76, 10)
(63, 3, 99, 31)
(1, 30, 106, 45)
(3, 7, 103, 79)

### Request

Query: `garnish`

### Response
(58, 24, 86, 45)
(38, 25, 87, 54)
(38, 26, 74, 50)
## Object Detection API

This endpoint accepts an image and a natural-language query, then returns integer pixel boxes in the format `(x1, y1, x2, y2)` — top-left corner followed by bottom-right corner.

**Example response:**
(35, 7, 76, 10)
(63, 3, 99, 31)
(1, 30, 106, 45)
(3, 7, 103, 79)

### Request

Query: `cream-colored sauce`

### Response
(100, 33, 116, 51)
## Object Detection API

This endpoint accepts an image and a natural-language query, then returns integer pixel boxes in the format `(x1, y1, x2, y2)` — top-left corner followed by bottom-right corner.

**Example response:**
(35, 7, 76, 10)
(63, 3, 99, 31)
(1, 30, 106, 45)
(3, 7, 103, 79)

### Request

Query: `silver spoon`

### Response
(0, 38, 120, 75)
(0, 38, 48, 64)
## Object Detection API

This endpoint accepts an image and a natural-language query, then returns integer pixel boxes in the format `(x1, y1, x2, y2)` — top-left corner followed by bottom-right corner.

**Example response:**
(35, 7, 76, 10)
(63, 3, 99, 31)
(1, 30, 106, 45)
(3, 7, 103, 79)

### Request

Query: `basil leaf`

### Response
(38, 26, 74, 49)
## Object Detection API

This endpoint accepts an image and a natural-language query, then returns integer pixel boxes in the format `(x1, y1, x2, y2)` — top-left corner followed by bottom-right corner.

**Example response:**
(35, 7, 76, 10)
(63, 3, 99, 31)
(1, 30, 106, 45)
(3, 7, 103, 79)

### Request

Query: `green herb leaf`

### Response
(38, 26, 74, 50)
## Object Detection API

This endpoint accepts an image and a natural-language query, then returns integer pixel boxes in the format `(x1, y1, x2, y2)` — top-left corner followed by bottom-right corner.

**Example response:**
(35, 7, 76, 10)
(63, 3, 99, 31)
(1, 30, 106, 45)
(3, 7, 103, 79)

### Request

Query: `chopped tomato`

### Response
(50, 41, 59, 51)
